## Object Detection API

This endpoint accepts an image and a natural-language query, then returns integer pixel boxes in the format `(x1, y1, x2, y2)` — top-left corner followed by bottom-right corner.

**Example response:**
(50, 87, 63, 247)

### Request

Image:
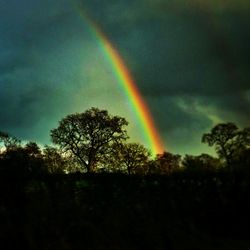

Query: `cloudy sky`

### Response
(0, 0, 249, 155)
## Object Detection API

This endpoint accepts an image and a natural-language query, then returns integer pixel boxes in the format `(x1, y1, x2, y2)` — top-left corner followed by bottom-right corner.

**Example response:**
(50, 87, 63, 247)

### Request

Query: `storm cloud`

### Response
(0, 0, 249, 154)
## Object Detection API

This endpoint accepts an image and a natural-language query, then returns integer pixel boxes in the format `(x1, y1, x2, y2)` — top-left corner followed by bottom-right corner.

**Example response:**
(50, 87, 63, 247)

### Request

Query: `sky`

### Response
(0, 0, 249, 155)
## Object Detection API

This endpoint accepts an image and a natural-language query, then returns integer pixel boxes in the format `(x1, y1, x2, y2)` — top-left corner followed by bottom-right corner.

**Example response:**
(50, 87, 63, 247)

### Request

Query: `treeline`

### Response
(0, 107, 249, 177)
(1, 108, 250, 249)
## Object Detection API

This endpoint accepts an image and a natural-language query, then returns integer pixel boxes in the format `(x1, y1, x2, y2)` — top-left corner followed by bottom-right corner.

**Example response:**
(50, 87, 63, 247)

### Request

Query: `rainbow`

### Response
(72, 2, 165, 155)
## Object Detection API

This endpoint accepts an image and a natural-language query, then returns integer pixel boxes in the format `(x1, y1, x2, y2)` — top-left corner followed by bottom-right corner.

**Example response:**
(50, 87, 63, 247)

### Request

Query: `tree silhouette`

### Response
(182, 154, 221, 171)
(0, 141, 46, 177)
(43, 146, 66, 174)
(23, 142, 46, 175)
(202, 123, 250, 169)
(104, 142, 151, 174)
(50, 107, 128, 173)
(149, 152, 181, 175)
(0, 131, 20, 150)
(231, 147, 250, 171)
(24, 142, 41, 157)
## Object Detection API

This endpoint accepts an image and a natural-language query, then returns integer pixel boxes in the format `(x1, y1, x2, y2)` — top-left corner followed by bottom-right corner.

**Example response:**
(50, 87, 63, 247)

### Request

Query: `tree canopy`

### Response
(0, 131, 20, 150)
(149, 152, 181, 175)
(1, 109, 250, 176)
(50, 107, 129, 173)
(202, 123, 250, 169)
(104, 142, 151, 174)
(182, 154, 221, 171)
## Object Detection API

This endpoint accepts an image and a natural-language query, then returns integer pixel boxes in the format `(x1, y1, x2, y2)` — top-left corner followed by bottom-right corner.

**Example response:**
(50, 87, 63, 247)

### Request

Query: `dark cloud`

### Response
(0, 3, 82, 117)
(79, 0, 250, 97)
(98, 4, 250, 153)
(0, 0, 249, 154)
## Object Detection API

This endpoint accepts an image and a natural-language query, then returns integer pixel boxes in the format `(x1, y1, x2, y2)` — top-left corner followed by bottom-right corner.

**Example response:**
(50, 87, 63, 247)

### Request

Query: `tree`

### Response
(0, 131, 20, 150)
(43, 146, 66, 174)
(0, 141, 46, 177)
(24, 142, 42, 157)
(182, 154, 221, 171)
(149, 152, 181, 175)
(202, 123, 250, 169)
(230, 147, 250, 171)
(43, 146, 80, 174)
(50, 107, 128, 173)
(23, 142, 46, 175)
(103, 142, 151, 174)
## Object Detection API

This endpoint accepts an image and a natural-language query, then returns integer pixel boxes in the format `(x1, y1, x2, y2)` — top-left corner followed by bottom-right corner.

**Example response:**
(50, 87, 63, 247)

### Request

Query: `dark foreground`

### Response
(1, 171, 250, 250)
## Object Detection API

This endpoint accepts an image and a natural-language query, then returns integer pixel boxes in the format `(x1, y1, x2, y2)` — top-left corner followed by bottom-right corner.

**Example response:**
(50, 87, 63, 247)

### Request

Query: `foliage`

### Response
(182, 154, 222, 171)
(0, 131, 21, 150)
(43, 146, 67, 174)
(1, 112, 250, 176)
(1, 115, 250, 249)
(50, 107, 128, 173)
(231, 148, 250, 171)
(149, 151, 181, 175)
(102, 142, 151, 174)
(202, 123, 250, 169)
(0, 140, 46, 177)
